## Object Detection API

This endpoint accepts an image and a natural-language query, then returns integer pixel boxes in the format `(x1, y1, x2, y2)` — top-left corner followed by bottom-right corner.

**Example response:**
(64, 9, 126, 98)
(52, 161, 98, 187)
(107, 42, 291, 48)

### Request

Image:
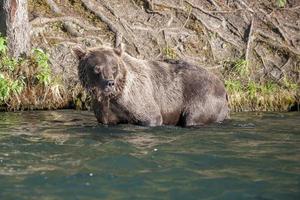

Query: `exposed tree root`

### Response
(256, 29, 300, 56)
(44, 0, 82, 37)
(30, 16, 101, 31)
(80, 0, 122, 47)
(186, 0, 245, 51)
(245, 17, 255, 65)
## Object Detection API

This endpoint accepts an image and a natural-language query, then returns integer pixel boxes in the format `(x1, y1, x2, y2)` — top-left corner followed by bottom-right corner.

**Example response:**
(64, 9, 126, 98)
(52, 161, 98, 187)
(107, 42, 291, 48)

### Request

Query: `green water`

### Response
(0, 110, 299, 200)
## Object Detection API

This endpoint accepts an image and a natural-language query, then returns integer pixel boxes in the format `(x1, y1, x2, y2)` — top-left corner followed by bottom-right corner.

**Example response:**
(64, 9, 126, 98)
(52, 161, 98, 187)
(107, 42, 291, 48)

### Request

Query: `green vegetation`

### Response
(32, 48, 51, 85)
(0, 34, 66, 110)
(0, 36, 7, 53)
(224, 58, 299, 112)
(0, 35, 24, 104)
(0, 74, 24, 103)
(277, 0, 287, 8)
(232, 59, 249, 77)
(163, 46, 177, 59)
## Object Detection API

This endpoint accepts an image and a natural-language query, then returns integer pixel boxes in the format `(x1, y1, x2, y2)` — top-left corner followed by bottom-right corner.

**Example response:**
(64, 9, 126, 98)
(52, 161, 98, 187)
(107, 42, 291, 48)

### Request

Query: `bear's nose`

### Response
(106, 80, 115, 87)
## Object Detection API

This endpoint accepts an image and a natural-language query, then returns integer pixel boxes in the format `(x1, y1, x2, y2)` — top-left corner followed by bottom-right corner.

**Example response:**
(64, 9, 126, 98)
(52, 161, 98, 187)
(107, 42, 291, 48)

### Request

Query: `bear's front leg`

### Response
(118, 92, 163, 126)
(131, 103, 163, 126)
(92, 98, 119, 125)
(138, 114, 163, 127)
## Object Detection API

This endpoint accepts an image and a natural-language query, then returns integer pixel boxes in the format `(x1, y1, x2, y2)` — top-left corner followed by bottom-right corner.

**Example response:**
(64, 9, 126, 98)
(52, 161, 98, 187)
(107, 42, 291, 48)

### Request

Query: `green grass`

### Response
(225, 80, 298, 112)
(233, 59, 249, 77)
(225, 79, 243, 93)
(224, 58, 299, 111)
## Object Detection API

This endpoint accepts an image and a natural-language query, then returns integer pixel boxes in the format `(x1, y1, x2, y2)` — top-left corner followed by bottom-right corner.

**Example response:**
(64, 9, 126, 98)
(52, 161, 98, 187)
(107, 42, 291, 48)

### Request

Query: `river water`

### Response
(0, 110, 299, 200)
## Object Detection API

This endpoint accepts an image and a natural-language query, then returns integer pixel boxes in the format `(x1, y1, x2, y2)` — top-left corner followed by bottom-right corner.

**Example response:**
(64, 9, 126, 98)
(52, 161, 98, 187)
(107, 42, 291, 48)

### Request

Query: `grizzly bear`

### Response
(73, 45, 229, 127)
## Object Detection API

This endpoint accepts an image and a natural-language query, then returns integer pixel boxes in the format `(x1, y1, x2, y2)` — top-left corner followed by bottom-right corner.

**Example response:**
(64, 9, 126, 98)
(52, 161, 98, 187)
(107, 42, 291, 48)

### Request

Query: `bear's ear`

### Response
(72, 45, 86, 60)
(114, 43, 125, 57)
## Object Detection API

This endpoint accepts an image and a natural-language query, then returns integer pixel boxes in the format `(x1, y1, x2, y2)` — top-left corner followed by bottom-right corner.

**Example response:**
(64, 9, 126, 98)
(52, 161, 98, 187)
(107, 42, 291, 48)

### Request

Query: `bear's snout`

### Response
(103, 80, 115, 94)
(106, 80, 115, 87)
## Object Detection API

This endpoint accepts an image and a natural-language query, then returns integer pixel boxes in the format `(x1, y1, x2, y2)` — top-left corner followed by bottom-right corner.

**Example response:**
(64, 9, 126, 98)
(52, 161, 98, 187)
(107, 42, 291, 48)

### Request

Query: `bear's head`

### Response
(73, 44, 126, 100)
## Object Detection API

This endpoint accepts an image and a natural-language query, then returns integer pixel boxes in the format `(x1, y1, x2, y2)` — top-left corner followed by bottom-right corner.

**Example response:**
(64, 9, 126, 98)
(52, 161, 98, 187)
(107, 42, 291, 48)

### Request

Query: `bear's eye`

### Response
(94, 65, 102, 74)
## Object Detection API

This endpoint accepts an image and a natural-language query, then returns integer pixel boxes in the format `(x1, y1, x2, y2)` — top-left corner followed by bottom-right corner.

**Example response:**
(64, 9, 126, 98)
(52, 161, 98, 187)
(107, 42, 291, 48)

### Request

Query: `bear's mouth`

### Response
(89, 86, 115, 100)
(103, 86, 115, 96)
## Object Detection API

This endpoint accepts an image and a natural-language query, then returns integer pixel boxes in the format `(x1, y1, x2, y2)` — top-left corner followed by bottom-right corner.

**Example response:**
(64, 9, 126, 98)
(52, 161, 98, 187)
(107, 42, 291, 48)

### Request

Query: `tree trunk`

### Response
(0, 1, 6, 36)
(4, 0, 31, 58)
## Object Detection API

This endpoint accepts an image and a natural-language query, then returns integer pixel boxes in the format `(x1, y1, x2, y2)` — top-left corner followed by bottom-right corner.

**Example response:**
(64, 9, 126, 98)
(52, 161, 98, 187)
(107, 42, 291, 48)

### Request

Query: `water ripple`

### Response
(0, 110, 299, 199)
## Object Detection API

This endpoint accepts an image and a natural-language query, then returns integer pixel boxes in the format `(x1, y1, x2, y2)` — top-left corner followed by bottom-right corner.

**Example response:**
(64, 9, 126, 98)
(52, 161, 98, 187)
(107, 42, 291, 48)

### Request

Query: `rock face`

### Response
(73, 45, 229, 126)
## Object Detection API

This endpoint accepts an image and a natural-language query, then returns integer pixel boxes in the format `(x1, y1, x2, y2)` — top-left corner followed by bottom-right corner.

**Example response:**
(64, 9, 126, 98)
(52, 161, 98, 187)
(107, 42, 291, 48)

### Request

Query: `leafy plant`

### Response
(32, 48, 51, 85)
(0, 73, 10, 102)
(0, 35, 7, 54)
(0, 73, 25, 103)
(163, 46, 177, 59)
(277, 0, 287, 8)
(0, 34, 25, 104)
(0, 56, 18, 71)
(0, 34, 66, 109)
(10, 76, 25, 96)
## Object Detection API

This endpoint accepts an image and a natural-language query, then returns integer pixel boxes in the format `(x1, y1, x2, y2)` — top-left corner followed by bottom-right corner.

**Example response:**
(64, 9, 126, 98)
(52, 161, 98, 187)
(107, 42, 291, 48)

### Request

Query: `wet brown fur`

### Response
(74, 45, 229, 127)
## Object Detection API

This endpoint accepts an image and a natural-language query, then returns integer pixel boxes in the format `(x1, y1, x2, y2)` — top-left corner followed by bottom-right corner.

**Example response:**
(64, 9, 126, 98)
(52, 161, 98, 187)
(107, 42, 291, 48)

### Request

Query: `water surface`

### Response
(0, 110, 299, 199)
